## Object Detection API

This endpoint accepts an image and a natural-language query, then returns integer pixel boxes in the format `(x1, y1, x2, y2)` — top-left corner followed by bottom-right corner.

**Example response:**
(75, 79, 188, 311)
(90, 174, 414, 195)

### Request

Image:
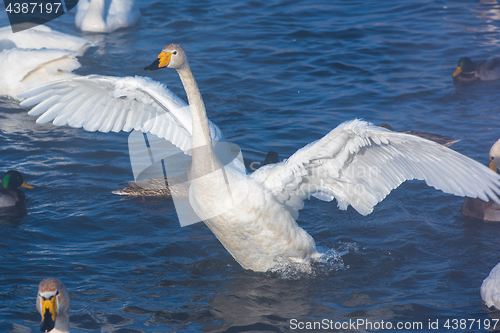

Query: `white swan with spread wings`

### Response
(19, 45, 500, 272)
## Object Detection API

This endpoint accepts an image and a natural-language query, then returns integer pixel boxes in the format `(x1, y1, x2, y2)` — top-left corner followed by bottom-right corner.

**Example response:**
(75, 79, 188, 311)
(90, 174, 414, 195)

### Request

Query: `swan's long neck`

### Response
(81, 0, 106, 31)
(176, 64, 219, 177)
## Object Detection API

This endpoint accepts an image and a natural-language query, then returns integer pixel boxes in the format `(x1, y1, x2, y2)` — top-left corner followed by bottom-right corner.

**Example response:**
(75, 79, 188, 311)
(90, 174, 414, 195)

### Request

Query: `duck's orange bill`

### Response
(452, 66, 462, 77)
(21, 182, 34, 189)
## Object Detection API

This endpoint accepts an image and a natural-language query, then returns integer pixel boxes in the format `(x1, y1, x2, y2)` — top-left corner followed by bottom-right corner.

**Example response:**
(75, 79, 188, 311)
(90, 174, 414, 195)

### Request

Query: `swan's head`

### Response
(36, 278, 69, 333)
(489, 139, 500, 173)
(144, 44, 188, 71)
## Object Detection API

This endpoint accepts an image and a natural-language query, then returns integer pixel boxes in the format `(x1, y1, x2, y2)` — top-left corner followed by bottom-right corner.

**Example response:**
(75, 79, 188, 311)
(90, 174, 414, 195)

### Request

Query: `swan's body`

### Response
(0, 171, 33, 208)
(37, 278, 70, 333)
(461, 139, 500, 221)
(481, 263, 500, 310)
(0, 25, 95, 99)
(20, 45, 500, 272)
(75, 0, 141, 33)
(453, 56, 500, 84)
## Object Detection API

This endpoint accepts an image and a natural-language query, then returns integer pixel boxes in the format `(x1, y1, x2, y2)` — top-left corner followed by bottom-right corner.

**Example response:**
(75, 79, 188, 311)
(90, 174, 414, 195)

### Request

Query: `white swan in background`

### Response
(0, 25, 95, 99)
(481, 262, 500, 310)
(19, 45, 500, 272)
(37, 278, 70, 333)
(75, 0, 141, 33)
(0, 25, 94, 55)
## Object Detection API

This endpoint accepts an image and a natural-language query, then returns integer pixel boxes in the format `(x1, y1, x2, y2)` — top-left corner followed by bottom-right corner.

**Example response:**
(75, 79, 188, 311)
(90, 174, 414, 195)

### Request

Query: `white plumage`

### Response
(18, 75, 224, 152)
(481, 262, 500, 309)
(18, 45, 500, 272)
(0, 25, 94, 55)
(0, 25, 95, 99)
(75, 0, 141, 33)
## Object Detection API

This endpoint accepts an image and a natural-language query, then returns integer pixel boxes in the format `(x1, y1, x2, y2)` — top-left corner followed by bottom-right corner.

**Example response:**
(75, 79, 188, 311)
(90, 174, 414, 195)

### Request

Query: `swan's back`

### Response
(0, 25, 94, 55)
(481, 262, 500, 309)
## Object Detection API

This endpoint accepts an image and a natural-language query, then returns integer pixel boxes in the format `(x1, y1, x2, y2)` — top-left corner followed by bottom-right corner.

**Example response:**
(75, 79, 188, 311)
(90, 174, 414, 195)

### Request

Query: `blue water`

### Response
(1, 0, 500, 332)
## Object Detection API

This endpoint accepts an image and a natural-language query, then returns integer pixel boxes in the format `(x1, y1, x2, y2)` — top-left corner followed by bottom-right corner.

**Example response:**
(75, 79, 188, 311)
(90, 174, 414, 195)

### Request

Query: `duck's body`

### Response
(481, 263, 500, 310)
(113, 151, 280, 197)
(452, 56, 500, 84)
(461, 139, 500, 221)
(378, 124, 459, 147)
(75, 0, 141, 33)
(0, 171, 33, 208)
(20, 45, 500, 272)
(0, 25, 94, 99)
(113, 177, 172, 197)
(37, 278, 70, 333)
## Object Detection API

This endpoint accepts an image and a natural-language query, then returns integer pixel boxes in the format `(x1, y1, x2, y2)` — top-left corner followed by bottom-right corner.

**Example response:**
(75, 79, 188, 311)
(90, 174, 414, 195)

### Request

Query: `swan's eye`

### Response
(173, 51, 177, 55)
(55, 290, 59, 296)
(492, 156, 495, 160)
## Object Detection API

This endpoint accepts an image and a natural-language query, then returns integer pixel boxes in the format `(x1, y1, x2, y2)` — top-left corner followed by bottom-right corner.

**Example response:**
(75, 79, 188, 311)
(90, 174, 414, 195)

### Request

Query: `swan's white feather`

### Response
(481, 262, 500, 309)
(18, 75, 225, 153)
(0, 24, 95, 99)
(0, 48, 81, 99)
(0, 25, 95, 55)
(252, 119, 500, 218)
(75, 0, 141, 33)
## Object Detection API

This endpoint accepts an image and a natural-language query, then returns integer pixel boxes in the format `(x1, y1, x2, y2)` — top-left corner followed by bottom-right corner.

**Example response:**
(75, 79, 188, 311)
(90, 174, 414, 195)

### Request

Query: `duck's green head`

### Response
(453, 57, 475, 77)
(1, 170, 34, 190)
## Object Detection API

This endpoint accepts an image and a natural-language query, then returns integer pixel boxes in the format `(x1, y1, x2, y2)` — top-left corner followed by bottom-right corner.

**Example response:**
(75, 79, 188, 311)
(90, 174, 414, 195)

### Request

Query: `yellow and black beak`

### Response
(21, 181, 34, 189)
(452, 66, 462, 77)
(144, 51, 172, 71)
(40, 297, 57, 332)
(490, 160, 498, 173)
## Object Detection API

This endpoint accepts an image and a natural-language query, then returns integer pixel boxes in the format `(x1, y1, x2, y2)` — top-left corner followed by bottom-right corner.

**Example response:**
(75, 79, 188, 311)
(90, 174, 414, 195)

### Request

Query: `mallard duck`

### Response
(452, 56, 500, 84)
(75, 0, 141, 33)
(19, 45, 500, 272)
(37, 278, 70, 333)
(378, 124, 459, 147)
(461, 139, 500, 221)
(0, 170, 33, 208)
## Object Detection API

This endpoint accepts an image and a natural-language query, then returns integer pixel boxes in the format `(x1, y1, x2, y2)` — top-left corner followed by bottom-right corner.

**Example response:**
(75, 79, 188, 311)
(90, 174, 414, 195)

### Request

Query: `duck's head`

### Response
(489, 139, 500, 173)
(36, 278, 69, 333)
(453, 57, 475, 77)
(144, 44, 188, 71)
(1, 170, 33, 190)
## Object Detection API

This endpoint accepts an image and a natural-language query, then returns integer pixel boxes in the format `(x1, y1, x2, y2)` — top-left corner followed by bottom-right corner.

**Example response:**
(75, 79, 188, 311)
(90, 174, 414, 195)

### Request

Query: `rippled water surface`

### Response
(1, 0, 500, 332)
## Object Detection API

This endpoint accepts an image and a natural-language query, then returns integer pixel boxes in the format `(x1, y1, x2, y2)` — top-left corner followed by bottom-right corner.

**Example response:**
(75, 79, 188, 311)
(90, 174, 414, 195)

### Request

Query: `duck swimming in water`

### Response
(452, 56, 500, 84)
(461, 139, 500, 221)
(0, 170, 33, 208)
(19, 45, 500, 272)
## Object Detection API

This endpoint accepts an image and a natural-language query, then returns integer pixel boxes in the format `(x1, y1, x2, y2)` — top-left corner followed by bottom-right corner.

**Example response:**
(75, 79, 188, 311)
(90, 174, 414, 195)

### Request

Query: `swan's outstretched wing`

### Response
(251, 119, 500, 218)
(18, 75, 224, 153)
